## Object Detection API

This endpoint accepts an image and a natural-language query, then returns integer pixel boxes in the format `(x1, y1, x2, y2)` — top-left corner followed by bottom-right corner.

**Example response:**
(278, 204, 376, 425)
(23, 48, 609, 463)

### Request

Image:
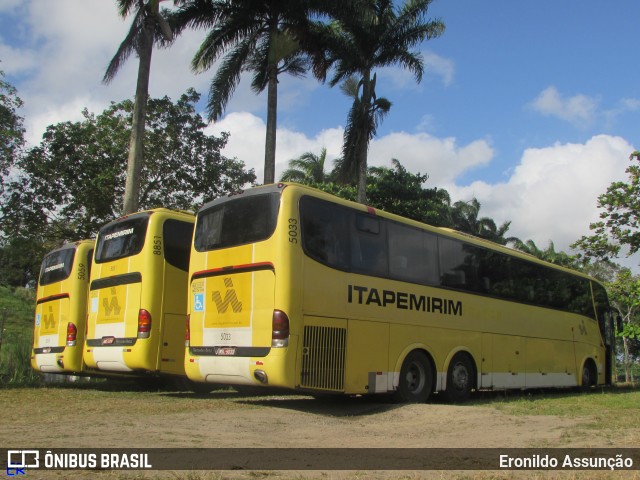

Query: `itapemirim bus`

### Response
(84, 208, 194, 377)
(32, 240, 94, 374)
(185, 183, 615, 402)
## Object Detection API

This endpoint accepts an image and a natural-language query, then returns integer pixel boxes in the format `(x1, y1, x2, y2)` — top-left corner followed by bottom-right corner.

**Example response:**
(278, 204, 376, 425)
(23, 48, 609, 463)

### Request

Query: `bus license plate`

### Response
(101, 336, 115, 345)
(215, 347, 236, 356)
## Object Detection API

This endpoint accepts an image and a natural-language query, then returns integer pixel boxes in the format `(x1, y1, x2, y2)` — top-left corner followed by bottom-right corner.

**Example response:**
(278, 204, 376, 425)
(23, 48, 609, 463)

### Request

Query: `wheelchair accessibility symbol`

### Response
(194, 293, 204, 312)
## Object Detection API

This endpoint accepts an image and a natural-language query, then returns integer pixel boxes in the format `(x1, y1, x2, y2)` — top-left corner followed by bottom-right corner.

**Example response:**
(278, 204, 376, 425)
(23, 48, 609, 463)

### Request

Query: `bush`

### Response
(0, 331, 41, 387)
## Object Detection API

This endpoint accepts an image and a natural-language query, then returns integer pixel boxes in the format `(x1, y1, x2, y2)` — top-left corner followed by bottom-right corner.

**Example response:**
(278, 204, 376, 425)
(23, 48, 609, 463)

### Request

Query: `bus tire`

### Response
(581, 360, 596, 388)
(443, 352, 475, 403)
(393, 351, 433, 403)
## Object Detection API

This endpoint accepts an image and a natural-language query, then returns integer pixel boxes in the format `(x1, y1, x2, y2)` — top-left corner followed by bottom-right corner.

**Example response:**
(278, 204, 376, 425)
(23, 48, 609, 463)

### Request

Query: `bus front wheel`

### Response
(443, 352, 475, 403)
(393, 351, 433, 403)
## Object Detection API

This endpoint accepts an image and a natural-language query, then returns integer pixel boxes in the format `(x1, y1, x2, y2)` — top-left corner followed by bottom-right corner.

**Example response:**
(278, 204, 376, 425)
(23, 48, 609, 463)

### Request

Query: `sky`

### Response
(1, 0, 639, 268)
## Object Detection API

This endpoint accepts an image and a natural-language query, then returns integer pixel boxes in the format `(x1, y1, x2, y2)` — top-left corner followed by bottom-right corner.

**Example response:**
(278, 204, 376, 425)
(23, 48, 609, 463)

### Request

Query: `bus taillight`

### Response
(185, 314, 190, 347)
(66, 322, 77, 346)
(137, 309, 151, 338)
(272, 310, 289, 348)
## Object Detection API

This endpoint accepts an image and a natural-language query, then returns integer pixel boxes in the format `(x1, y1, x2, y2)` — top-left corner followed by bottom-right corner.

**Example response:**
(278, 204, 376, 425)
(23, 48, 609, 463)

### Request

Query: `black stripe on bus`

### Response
(191, 262, 274, 282)
(86, 337, 137, 347)
(36, 293, 70, 305)
(33, 346, 65, 354)
(90, 272, 142, 291)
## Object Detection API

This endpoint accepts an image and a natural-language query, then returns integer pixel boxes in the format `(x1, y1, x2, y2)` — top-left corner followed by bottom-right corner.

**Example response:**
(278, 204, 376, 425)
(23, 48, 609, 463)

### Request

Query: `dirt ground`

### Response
(3, 389, 578, 449)
(1, 386, 637, 479)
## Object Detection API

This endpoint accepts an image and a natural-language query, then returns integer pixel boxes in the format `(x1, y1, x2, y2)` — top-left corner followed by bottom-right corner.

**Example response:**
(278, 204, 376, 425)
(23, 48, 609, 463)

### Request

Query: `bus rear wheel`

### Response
(443, 353, 475, 403)
(581, 361, 596, 388)
(393, 351, 433, 403)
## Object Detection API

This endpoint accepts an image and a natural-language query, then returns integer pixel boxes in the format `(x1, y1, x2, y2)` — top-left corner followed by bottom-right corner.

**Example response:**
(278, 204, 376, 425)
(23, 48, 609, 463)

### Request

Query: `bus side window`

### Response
(164, 219, 194, 271)
(388, 222, 438, 285)
(300, 196, 350, 270)
(352, 214, 387, 277)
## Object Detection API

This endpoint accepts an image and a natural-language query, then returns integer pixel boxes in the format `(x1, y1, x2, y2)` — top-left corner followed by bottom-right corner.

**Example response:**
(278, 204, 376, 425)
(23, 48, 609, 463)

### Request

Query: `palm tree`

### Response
(321, 0, 444, 203)
(451, 198, 512, 244)
(104, 0, 173, 215)
(281, 147, 329, 184)
(173, 0, 325, 185)
(509, 239, 579, 268)
(335, 75, 391, 185)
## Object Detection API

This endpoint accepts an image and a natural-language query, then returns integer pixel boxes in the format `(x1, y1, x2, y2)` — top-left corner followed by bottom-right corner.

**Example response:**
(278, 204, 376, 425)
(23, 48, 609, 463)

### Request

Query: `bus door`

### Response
(158, 218, 195, 375)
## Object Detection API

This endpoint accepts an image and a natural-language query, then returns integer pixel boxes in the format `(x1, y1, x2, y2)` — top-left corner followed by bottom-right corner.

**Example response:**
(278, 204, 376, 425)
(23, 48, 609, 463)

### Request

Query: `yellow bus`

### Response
(185, 183, 615, 401)
(84, 208, 194, 377)
(32, 240, 94, 374)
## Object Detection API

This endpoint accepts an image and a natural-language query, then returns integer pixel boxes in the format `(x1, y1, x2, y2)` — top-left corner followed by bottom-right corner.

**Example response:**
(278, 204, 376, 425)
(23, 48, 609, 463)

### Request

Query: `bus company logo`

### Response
(43, 305, 56, 331)
(7, 450, 39, 476)
(212, 278, 242, 314)
(103, 288, 122, 317)
(578, 320, 588, 336)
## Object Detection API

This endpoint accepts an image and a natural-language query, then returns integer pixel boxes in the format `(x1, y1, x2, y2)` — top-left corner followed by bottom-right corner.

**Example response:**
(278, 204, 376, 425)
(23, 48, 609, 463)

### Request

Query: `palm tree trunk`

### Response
(263, 63, 278, 185)
(262, 12, 285, 186)
(356, 69, 372, 204)
(122, 8, 154, 215)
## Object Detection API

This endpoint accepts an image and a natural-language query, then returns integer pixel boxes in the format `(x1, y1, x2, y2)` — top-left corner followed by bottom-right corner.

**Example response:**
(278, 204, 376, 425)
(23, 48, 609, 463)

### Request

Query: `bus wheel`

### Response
(393, 351, 432, 403)
(581, 361, 596, 388)
(444, 353, 475, 403)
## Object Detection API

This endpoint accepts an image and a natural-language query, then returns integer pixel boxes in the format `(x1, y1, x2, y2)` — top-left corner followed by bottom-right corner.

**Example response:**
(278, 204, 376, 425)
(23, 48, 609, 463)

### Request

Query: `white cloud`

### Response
(449, 134, 634, 254)
(0, 0, 22, 13)
(423, 51, 455, 86)
(206, 112, 344, 182)
(207, 113, 493, 188)
(25, 96, 104, 145)
(530, 86, 598, 128)
(377, 50, 454, 90)
(369, 132, 493, 185)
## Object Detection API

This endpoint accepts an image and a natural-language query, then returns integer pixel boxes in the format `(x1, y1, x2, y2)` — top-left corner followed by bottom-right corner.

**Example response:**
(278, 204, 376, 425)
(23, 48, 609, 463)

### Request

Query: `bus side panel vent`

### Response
(301, 325, 346, 391)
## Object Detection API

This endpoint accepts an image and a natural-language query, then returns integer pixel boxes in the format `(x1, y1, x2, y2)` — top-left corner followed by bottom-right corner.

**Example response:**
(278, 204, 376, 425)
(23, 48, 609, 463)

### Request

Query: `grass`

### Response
(0, 285, 41, 386)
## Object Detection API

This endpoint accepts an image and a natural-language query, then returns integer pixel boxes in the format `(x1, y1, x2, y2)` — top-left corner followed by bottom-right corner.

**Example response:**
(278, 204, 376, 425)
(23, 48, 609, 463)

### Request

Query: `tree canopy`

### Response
(573, 152, 640, 262)
(0, 69, 25, 189)
(0, 89, 255, 286)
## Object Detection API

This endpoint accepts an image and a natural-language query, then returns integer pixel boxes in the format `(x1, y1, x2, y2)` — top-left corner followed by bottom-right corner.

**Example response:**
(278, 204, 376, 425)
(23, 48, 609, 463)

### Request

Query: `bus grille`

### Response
(301, 325, 346, 391)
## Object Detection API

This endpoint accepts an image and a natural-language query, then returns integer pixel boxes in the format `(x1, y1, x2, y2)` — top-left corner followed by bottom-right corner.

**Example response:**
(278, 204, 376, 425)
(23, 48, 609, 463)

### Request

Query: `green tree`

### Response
(174, 0, 324, 185)
(0, 68, 25, 189)
(509, 239, 580, 268)
(366, 158, 451, 225)
(321, 0, 444, 202)
(451, 198, 512, 245)
(312, 158, 452, 226)
(104, 0, 174, 214)
(605, 268, 640, 383)
(281, 147, 330, 183)
(573, 152, 640, 261)
(1, 90, 255, 284)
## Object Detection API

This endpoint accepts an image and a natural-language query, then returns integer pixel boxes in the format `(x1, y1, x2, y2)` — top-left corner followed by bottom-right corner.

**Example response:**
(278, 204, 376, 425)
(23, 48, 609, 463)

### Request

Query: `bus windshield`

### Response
(194, 192, 280, 252)
(39, 247, 75, 286)
(95, 214, 149, 263)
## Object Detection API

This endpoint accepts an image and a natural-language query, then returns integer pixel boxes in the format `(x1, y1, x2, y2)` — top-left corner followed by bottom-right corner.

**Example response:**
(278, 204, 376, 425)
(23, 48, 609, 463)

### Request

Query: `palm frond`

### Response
(206, 40, 253, 121)
(103, 8, 145, 84)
